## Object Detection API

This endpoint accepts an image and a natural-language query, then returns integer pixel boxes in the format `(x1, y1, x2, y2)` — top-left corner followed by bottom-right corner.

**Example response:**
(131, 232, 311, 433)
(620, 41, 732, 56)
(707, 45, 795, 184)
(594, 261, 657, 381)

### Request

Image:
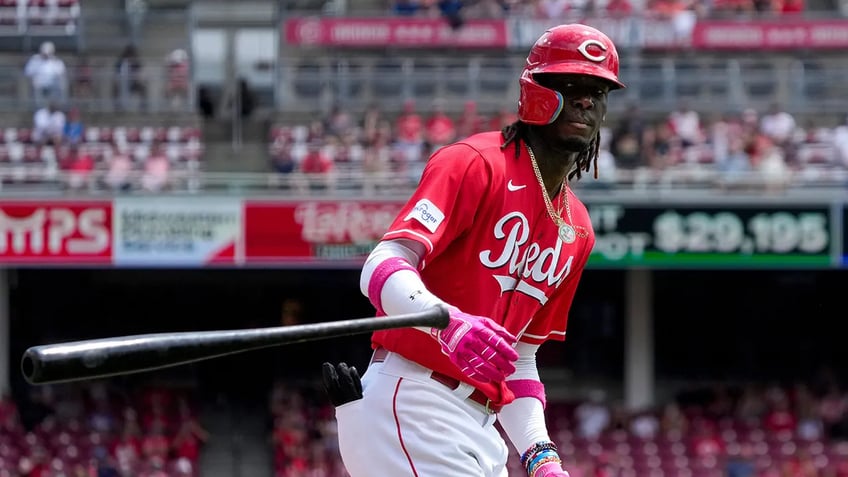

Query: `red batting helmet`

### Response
(518, 24, 625, 125)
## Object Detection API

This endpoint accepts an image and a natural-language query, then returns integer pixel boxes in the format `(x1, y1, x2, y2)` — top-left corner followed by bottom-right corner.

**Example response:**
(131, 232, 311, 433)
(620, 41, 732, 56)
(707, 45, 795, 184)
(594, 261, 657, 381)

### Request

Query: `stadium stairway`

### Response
(201, 115, 273, 173)
(78, 0, 127, 55)
(199, 398, 274, 477)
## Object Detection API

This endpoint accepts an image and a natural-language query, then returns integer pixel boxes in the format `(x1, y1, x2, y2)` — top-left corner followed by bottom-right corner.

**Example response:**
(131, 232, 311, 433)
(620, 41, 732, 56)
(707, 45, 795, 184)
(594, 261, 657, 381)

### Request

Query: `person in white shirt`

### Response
(668, 100, 702, 147)
(32, 101, 66, 145)
(760, 102, 797, 147)
(24, 42, 67, 107)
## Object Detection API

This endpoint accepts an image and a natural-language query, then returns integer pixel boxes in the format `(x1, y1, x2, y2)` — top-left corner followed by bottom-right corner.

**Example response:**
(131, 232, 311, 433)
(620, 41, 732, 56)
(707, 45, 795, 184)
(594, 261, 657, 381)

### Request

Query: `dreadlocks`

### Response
(500, 121, 601, 181)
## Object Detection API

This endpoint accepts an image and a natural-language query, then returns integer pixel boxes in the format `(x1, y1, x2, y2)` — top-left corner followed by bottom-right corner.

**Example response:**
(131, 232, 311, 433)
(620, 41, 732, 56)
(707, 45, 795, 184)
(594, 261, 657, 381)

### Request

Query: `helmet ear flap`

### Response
(518, 72, 564, 125)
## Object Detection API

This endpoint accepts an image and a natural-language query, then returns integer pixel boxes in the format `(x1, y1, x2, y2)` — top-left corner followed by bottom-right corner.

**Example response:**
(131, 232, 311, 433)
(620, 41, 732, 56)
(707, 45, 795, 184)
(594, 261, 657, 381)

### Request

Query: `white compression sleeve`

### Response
(360, 240, 445, 332)
(498, 343, 552, 457)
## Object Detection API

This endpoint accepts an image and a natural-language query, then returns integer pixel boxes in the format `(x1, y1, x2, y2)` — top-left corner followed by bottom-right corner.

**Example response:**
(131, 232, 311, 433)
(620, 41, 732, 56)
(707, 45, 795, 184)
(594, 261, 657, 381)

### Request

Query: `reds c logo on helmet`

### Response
(518, 24, 625, 125)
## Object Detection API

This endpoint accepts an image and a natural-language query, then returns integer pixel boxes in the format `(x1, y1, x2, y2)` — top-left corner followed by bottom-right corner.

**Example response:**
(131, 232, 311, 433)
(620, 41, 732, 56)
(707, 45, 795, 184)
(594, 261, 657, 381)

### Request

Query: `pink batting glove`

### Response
(432, 307, 518, 383)
(533, 462, 571, 477)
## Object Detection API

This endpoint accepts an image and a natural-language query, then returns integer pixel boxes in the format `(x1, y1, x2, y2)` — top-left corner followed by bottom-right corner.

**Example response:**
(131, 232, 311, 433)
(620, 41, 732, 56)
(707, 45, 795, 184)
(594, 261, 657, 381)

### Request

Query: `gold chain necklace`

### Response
(526, 144, 588, 244)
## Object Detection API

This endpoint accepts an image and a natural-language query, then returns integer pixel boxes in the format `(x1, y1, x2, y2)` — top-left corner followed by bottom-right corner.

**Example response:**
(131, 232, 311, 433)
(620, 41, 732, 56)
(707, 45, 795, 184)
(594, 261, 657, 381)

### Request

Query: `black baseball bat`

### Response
(22, 305, 449, 385)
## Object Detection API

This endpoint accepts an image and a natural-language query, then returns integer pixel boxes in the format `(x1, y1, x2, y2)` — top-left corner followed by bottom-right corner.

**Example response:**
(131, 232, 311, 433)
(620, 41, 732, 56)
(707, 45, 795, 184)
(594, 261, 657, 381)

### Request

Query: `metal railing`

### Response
(274, 54, 848, 117)
(0, 165, 845, 199)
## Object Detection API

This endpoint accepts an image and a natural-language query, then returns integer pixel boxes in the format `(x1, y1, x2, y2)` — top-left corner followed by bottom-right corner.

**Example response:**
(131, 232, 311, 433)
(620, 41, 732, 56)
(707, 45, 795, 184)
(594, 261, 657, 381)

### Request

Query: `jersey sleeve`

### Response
(381, 143, 492, 263)
(519, 234, 595, 345)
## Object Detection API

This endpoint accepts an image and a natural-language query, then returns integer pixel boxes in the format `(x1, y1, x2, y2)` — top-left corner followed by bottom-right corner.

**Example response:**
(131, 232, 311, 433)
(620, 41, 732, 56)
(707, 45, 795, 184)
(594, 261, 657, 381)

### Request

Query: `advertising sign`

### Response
(112, 198, 242, 266)
(243, 201, 400, 264)
(0, 201, 112, 264)
(587, 204, 832, 267)
(508, 17, 686, 50)
(284, 17, 509, 48)
(692, 20, 848, 50)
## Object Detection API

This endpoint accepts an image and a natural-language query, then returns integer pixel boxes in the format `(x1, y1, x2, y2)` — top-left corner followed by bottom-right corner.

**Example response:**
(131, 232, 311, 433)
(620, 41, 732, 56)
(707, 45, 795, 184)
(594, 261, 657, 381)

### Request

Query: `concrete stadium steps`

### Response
(77, 0, 127, 55)
(137, 10, 192, 64)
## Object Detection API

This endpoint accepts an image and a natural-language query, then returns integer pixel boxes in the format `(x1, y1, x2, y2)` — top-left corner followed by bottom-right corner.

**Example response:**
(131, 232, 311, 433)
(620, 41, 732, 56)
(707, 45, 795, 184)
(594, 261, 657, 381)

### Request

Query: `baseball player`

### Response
(325, 23, 625, 477)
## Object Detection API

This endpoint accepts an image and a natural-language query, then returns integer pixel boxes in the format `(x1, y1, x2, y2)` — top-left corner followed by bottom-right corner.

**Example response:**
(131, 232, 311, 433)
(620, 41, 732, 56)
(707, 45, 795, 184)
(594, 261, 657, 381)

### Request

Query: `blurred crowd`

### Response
(268, 100, 848, 192)
(264, 373, 848, 477)
(0, 117, 203, 192)
(0, 383, 206, 477)
(268, 381, 347, 477)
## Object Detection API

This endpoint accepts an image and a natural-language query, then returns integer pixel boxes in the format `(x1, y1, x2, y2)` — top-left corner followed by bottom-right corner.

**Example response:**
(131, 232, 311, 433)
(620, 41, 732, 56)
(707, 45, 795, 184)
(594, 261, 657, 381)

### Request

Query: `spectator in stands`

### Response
(660, 402, 689, 436)
(141, 144, 171, 192)
(114, 45, 148, 111)
(726, 442, 757, 477)
(643, 122, 681, 170)
(456, 99, 485, 138)
(24, 41, 67, 107)
(362, 135, 392, 194)
(630, 410, 661, 439)
(611, 103, 647, 170)
(718, 137, 752, 187)
(488, 107, 518, 131)
(424, 101, 456, 150)
(760, 102, 797, 148)
(271, 136, 297, 179)
(104, 148, 134, 192)
(172, 416, 208, 465)
(361, 103, 385, 144)
(325, 104, 354, 139)
(141, 421, 170, 461)
(832, 114, 848, 168)
(60, 144, 95, 191)
(300, 141, 335, 191)
(575, 390, 612, 440)
(763, 391, 797, 437)
(32, 101, 66, 146)
(63, 108, 84, 145)
(819, 385, 848, 440)
(756, 138, 790, 192)
(112, 424, 142, 475)
(394, 99, 424, 146)
(668, 100, 703, 148)
(165, 49, 191, 110)
(795, 384, 825, 442)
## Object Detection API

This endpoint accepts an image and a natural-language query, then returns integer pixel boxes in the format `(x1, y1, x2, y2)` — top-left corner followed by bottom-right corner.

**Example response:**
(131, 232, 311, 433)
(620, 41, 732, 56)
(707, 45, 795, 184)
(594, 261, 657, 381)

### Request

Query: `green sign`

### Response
(586, 205, 832, 268)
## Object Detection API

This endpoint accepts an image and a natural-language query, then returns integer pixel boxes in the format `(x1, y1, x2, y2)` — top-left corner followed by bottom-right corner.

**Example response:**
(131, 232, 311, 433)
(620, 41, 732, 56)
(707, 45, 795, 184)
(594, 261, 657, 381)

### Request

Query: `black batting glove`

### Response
(322, 362, 363, 407)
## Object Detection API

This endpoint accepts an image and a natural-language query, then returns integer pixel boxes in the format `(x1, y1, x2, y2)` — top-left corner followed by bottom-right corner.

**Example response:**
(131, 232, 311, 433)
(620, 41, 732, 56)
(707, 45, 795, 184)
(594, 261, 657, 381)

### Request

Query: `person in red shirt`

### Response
(395, 99, 424, 145)
(763, 397, 797, 437)
(325, 23, 624, 477)
(300, 141, 335, 191)
(457, 99, 486, 139)
(425, 102, 456, 150)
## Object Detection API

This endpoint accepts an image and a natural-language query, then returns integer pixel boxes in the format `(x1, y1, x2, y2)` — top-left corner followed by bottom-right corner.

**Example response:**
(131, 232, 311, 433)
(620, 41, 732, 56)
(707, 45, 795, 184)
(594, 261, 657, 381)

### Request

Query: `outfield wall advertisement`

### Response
(0, 199, 845, 269)
(587, 204, 832, 268)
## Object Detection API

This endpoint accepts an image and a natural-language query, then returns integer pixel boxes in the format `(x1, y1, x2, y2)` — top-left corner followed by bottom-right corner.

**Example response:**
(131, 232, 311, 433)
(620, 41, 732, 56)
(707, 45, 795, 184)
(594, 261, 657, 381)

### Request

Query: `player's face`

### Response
(534, 73, 610, 152)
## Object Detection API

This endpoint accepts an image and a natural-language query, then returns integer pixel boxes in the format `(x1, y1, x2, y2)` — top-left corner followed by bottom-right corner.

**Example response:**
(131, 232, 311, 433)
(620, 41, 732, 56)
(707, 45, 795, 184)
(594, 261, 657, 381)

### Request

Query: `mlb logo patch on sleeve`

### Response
(404, 199, 445, 233)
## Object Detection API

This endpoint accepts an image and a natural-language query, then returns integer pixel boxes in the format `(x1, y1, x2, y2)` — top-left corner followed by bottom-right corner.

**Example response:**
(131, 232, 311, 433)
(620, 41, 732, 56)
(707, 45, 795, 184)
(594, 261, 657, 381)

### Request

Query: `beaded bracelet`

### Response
(529, 455, 563, 477)
(527, 450, 560, 473)
(520, 441, 559, 467)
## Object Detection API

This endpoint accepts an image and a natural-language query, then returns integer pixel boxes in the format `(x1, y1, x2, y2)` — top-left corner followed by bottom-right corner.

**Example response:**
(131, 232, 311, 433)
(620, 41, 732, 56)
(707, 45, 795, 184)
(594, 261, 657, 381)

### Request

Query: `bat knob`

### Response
(21, 350, 41, 385)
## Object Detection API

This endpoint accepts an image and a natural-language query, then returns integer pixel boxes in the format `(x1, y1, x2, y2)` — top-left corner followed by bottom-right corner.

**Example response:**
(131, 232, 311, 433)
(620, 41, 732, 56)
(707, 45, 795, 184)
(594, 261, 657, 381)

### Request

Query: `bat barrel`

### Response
(22, 305, 449, 385)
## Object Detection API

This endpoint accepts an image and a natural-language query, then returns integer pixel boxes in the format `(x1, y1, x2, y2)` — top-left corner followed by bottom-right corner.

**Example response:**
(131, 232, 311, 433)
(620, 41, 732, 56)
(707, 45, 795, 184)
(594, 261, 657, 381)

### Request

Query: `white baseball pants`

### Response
(335, 350, 510, 477)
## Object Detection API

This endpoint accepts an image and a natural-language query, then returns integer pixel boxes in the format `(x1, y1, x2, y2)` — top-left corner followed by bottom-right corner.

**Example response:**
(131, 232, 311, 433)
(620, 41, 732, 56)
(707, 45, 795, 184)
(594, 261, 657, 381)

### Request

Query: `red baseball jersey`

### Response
(371, 131, 595, 407)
